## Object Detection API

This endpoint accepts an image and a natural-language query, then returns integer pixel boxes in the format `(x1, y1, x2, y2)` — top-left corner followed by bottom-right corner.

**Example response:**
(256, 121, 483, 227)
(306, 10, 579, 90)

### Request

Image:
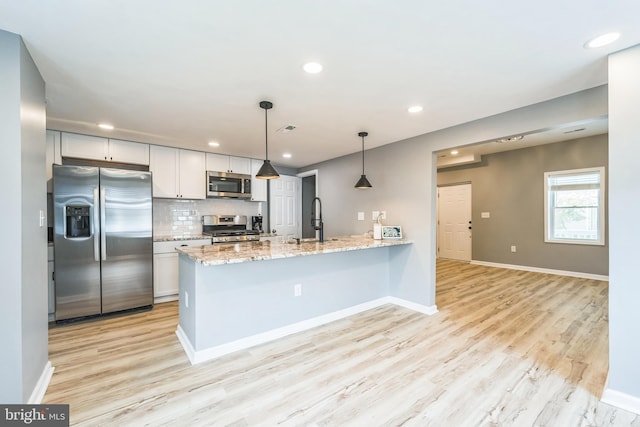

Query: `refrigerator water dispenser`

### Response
(65, 205, 91, 238)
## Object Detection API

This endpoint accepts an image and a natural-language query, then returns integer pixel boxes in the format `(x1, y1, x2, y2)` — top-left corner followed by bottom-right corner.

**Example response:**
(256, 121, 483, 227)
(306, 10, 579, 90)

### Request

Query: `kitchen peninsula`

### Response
(175, 235, 417, 364)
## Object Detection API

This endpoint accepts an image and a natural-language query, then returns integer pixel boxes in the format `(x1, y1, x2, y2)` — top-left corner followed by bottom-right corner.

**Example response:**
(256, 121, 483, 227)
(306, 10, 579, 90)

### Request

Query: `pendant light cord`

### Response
(264, 107, 269, 161)
(361, 135, 365, 174)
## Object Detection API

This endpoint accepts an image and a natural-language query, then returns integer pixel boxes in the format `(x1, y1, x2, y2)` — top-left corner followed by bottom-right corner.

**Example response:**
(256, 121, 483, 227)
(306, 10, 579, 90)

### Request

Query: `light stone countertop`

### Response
(176, 235, 412, 266)
(153, 235, 211, 242)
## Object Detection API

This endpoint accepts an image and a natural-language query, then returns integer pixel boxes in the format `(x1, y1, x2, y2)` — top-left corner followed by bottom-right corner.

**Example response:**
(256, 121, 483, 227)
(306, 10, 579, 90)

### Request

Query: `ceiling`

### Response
(1, 1, 638, 168)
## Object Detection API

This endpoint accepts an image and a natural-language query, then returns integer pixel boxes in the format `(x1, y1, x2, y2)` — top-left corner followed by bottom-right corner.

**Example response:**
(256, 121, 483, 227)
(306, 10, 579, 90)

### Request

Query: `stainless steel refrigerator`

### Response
(53, 165, 153, 321)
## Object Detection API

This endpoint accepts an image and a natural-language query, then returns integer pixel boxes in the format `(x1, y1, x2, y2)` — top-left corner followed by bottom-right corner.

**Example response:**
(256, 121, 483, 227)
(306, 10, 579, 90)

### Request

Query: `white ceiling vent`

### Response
(277, 124, 297, 133)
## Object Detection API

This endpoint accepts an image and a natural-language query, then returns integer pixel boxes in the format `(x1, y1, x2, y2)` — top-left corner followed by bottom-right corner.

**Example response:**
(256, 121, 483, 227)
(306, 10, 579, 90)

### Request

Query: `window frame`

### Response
(543, 166, 606, 246)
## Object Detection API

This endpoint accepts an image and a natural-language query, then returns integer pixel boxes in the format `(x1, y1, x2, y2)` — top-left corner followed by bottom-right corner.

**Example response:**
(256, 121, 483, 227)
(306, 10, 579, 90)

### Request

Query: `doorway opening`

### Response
(298, 169, 319, 239)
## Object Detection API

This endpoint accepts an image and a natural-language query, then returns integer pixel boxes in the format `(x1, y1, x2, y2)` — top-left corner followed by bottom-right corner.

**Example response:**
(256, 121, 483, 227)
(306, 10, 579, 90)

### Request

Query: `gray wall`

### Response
(300, 85, 608, 311)
(438, 134, 608, 275)
(0, 30, 48, 403)
(608, 45, 640, 401)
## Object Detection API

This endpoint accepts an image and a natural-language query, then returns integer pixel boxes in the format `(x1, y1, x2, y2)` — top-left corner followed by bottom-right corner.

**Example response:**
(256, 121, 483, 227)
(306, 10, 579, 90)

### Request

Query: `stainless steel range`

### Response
(202, 215, 260, 243)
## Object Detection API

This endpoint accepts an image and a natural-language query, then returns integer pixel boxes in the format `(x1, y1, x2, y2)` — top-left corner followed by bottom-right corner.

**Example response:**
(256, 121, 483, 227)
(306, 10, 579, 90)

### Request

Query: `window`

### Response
(544, 167, 605, 245)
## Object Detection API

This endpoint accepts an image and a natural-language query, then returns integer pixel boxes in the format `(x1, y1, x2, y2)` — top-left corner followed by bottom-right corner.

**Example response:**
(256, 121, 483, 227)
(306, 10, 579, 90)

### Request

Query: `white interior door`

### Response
(437, 184, 472, 261)
(270, 175, 301, 240)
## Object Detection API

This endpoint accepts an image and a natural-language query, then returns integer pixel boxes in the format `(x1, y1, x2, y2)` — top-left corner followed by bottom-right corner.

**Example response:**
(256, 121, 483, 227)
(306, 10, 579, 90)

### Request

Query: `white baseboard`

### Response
(175, 326, 196, 364)
(177, 297, 438, 365)
(602, 387, 640, 415)
(470, 260, 609, 281)
(154, 294, 178, 304)
(28, 361, 54, 404)
(386, 297, 438, 315)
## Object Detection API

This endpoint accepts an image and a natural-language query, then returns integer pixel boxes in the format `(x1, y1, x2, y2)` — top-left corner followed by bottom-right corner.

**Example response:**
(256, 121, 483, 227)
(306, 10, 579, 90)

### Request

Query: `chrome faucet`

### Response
(311, 197, 324, 242)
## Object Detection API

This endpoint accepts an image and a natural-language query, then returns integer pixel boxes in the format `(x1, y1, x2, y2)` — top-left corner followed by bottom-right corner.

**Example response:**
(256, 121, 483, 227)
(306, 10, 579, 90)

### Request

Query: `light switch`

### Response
(357, 212, 365, 221)
(481, 212, 490, 219)
(39, 210, 46, 227)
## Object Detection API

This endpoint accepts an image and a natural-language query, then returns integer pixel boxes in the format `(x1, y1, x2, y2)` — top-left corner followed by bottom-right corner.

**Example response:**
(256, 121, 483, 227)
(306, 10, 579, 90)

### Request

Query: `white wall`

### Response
(0, 30, 48, 403)
(605, 44, 640, 410)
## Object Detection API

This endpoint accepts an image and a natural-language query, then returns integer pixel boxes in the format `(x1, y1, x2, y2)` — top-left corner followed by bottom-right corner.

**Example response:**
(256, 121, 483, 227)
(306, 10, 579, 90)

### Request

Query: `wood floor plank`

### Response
(44, 260, 640, 426)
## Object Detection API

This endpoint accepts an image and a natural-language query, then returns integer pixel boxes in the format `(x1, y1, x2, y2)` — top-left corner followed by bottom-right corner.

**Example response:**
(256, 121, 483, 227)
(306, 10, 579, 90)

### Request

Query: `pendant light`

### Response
(355, 131, 372, 189)
(256, 100, 280, 179)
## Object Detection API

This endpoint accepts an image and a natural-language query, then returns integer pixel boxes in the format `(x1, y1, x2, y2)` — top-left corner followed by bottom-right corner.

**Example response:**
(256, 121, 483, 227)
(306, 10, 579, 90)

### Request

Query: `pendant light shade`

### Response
(256, 100, 280, 179)
(355, 131, 372, 189)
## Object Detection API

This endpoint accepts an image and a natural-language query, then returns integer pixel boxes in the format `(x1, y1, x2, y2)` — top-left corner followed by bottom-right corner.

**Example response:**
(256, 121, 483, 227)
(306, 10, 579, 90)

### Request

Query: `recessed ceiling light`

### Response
(302, 62, 323, 74)
(450, 150, 459, 155)
(208, 141, 220, 147)
(408, 105, 423, 113)
(282, 153, 292, 159)
(98, 123, 114, 130)
(584, 32, 621, 49)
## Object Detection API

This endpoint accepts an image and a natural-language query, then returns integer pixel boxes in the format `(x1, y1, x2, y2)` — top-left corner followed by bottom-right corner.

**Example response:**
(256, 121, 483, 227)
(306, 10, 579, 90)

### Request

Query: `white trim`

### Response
(470, 260, 609, 281)
(296, 168, 319, 198)
(602, 387, 640, 415)
(28, 361, 54, 404)
(297, 168, 319, 180)
(386, 297, 439, 315)
(177, 297, 437, 365)
(544, 166, 606, 246)
(175, 325, 196, 364)
(154, 294, 178, 304)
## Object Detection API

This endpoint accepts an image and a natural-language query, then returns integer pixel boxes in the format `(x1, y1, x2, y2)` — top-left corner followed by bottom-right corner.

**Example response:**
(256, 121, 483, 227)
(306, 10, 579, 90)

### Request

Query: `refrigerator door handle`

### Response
(93, 188, 100, 262)
(100, 188, 107, 261)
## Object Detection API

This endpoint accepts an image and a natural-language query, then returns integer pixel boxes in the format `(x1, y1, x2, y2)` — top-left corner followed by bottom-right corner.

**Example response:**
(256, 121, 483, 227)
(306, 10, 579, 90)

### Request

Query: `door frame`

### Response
(297, 169, 319, 239)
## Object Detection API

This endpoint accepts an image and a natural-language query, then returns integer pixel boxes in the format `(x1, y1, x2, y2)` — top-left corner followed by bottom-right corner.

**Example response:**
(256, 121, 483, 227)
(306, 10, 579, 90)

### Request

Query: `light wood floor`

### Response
(45, 260, 640, 426)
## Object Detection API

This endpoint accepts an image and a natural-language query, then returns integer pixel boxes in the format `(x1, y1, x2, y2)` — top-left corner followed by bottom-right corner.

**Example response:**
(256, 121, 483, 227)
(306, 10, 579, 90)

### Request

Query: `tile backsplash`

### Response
(153, 198, 265, 239)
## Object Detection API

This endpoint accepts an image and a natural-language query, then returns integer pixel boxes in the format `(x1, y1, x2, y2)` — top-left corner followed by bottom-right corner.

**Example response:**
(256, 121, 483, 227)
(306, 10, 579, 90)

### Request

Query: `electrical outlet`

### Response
(372, 211, 379, 220)
(379, 211, 387, 220)
(357, 211, 365, 221)
(294, 284, 302, 297)
(184, 291, 189, 308)
(511, 245, 517, 253)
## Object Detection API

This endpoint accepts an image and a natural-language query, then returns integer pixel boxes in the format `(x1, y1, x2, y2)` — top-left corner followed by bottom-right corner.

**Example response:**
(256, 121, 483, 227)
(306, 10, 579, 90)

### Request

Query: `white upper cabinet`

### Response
(179, 149, 206, 199)
(61, 132, 106, 161)
(150, 146, 205, 199)
(149, 146, 178, 198)
(206, 153, 251, 175)
(250, 159, 268, 202)
(60, 132, 149, 165)
(107, 138, 150, 165)
(206, 153, 229, 173)
(229, 156, 251, 175)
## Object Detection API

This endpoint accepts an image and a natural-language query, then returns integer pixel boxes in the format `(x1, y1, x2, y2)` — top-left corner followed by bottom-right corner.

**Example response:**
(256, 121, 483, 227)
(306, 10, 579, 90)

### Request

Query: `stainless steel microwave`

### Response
(206, 171, 252, 199)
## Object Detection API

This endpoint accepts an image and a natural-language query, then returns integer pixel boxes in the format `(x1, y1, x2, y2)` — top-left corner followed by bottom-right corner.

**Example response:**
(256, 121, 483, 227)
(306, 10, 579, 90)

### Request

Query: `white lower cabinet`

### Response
(153, 239, 210, 301)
